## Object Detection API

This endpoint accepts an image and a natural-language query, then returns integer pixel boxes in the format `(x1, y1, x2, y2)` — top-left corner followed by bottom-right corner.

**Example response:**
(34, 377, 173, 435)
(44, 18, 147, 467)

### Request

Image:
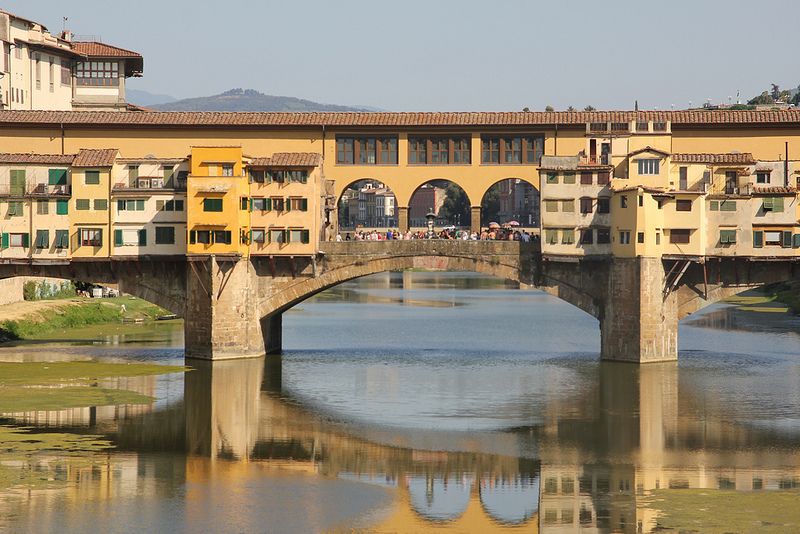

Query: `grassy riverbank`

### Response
(724, 282, 800, 314)
(0, 297, 168, 342)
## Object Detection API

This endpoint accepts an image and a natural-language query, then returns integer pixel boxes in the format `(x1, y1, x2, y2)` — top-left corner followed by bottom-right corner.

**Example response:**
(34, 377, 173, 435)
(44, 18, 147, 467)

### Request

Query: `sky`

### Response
(5, 0, 800, 111)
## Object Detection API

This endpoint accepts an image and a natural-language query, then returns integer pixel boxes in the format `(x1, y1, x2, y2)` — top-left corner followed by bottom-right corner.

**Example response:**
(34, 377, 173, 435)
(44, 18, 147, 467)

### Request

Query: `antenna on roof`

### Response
(635, 100, 639, 111)
(62, 17, 68, 32)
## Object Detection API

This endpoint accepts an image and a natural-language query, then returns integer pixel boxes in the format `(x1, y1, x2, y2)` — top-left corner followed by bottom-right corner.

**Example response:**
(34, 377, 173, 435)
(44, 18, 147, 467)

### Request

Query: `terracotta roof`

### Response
(0, 153, 75, 165)
(71, 41, 142, 58)
(3, 110, 800, 128)
(72, 148, 118, 167)
(672, 153, 756, 165)
(612, 185, 670, 195)
(752, 186, 796, 195)
(249, 153, 322, 167)
(628, 146, 670, 158)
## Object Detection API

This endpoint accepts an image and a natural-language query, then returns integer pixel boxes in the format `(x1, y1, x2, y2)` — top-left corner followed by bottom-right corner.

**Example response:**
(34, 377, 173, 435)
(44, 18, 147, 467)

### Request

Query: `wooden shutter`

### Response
(301, 230, 310, 244)
(753, 230, 763, 248)
(56, 199, 68, 215)
(21, 233, 29, 248)
(301, 198, 308, 211)
(48, 168, 67, 186)
(793, 234, 800, 248)
(138, 229, 147, 246)
(1, 233, 8, 249)
(773, 197, 784, 213)
(782, 231, 792, 248)
(10, 170, 25, 195)
(114, 229, 123, 246)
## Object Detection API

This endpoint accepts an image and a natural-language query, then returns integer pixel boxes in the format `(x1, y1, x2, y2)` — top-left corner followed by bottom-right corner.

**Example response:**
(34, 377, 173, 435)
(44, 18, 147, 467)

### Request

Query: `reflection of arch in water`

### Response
(479, 475, 540, 525)
(407, 474, 474, 522)
(336, 179, 398, 230)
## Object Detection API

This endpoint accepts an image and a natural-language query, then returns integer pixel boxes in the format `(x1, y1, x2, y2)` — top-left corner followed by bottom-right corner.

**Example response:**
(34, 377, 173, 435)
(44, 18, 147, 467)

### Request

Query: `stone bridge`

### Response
(0, 242, 797, 363)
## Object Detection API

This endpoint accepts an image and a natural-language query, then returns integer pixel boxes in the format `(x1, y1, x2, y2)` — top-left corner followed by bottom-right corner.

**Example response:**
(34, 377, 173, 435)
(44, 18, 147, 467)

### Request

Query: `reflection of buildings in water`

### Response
(684, 302, 800, 334)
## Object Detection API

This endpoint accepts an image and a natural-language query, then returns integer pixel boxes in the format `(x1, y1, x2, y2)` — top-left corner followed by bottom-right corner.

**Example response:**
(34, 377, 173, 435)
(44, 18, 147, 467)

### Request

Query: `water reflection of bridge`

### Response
(5, 356, 800, 532)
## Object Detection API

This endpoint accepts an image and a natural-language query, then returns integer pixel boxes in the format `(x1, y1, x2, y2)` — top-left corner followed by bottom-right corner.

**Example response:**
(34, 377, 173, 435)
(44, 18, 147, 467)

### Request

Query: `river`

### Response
(1, 271, 799, 533)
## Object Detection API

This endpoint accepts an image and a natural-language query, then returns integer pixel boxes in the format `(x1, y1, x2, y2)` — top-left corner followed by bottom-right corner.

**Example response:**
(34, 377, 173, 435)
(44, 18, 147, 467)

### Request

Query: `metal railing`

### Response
(0, 183, 70, 196)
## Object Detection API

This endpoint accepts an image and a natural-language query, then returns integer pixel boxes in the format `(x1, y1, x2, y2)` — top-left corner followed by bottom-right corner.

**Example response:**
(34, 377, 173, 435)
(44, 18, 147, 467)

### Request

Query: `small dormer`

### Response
(626, 146, 670, 182)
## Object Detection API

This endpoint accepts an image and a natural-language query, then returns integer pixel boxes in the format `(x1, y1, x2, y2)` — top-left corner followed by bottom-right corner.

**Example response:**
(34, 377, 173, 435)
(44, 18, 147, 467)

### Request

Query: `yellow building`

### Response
(186, 146, 249, 257)
(69, 148, 117, 259)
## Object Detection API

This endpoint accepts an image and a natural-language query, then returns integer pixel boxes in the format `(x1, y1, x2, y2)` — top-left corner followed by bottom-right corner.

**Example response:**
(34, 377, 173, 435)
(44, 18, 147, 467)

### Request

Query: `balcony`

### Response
(113, 176, 187, 192)
(580, 154, 610, 166)
(0, 182, 71, 196)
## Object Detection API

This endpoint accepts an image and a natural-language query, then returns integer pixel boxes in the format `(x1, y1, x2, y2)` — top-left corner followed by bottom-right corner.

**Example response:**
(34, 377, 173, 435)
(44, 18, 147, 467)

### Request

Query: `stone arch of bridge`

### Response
(259, 247, 601, 324)
(0, 261, 188, 317)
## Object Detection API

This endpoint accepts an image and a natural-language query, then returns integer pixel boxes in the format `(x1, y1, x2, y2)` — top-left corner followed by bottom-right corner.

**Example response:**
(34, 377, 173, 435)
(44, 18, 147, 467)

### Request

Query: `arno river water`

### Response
(2, 271, 800, 533)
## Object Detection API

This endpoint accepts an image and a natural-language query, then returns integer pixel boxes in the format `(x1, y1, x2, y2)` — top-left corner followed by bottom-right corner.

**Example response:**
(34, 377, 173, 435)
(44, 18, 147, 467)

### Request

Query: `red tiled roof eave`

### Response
(72, 148, 118, 167)
(0, 153, 75, 165)
(248, 152, 322, 167)
(672, 153, 756, 165)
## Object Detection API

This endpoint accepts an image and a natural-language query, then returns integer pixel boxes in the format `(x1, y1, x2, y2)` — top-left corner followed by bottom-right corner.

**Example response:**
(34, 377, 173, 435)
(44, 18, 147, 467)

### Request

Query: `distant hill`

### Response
(126, 89, 178, 107)
(149, 88, 376, 112)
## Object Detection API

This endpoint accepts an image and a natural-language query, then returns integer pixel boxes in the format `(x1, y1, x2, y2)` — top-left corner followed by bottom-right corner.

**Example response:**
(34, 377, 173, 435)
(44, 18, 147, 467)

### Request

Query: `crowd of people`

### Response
(336, 228, 538, 242)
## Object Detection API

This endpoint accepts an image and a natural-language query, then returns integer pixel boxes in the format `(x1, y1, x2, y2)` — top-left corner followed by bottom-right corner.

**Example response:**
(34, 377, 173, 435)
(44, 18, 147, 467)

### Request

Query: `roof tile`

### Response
(71, 42, 142, 58)
(672, 153, 756, 165)
(72, 148, 118, 167)
(249, 152, 322, 167)
(0, 153, 75, 165)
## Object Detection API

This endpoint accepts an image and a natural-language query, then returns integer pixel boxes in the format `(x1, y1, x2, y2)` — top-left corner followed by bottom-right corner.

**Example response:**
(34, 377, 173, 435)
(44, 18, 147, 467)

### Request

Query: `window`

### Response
(561, 229, 574, 244)
(762, 197, 784, 213)
(638, 195, 644, 207)
(251, 228, 266, 244)
(119, 199, 146, 211)
(597, 171, 610, 185)
(720, 200, 737, 212)
(251, 197, 267, 211)
(37, 200, 49, 215)
(580, 171, 593, 185)
(546, 173, 558, 184)
(203, 198, 223, 212)
(222, 164, 234, 177)
(76, 199, 90, 210)
(55, 230, 69, 248)
(430, 138, 448, 164)
(285, 170, 308, 183)
(128, 165, 139, 182)
(453, 138, 470, 163)
(8, 233, 29, 248)
(620, 195, 628, 208)
(580, 197, 593, 214)
(56, 199, 68, 215)
(725, 171, 737, 194)
(408, 137, 470, 165)
(637, 232, 645, 243)
(597, 228, 610, 244)
(9, 169, 25, 195)
(289, 229, 310, 244)
(545, 229, 558, 245)
(155, 226, 175, 245)
(481, 135, 543, 164)
(756, 171, 770, 184)
(61, 58, 71, 85)
(35, 53, 41, 89)
(94, 199, 108, 210)
(7, 201, 23, 217)
(80, 228, 102, 247)
(597, 197, 610, 213)
(272, 197, 285, 211)
(289, 198, 308, 211)
(710, 200, 719, 211)
(75, 61, 119, 86)
(241, 197, 249, 211)
(336, 136, 398, 165)
(719, 229, 736, 244)
(619, 231, 631, 244)
(670, 229, 690, 244)
(48, 168, 67, 186)
(653, 121, 667, 132)
(249, 169, 265, 183)
(213, 230, 231, 245)
(579, 229, 593, 244)
(676, 199, 692, 211)
(561, 200, 574, 212)
(35, 230, 49, 249)
(408, 138, 427, 164)
(195, 230, 211, 244)
(764, 231, 783, 246)
(85, 170, 100, 185)
(637, 158, 660, 175)
(270, 228, 286, 243)
(679, 166, 688, 189)
(656, 232, 661, 245)
(563, 172, 576, 184)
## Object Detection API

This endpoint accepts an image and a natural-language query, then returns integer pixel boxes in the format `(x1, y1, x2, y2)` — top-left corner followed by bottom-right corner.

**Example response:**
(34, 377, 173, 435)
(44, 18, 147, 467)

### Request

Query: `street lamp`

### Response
(425, 210, 436, 239)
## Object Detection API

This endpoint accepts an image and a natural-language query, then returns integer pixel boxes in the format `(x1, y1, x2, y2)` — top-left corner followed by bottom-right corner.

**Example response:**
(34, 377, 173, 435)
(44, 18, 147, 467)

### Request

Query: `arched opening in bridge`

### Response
(408, 180, 471, 229)
(480, 178, 540, 229)
(337, 179, 399, 231)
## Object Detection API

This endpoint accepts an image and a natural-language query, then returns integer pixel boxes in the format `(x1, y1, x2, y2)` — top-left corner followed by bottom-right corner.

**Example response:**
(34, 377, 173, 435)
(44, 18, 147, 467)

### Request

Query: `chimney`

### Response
(60, 30, 73, 42)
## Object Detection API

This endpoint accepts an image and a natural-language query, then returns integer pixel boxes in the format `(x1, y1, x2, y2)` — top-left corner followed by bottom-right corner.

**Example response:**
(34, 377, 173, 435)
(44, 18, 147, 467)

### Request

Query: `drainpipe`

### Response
(785, 141, 789, 188)
(60, 122, 65, 154)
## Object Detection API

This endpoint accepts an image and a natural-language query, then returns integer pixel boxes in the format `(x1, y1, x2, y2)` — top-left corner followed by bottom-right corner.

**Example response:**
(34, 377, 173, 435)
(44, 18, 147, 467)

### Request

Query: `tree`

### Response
(584, 105, 596, 111)
(748, 91, 774, 105)
(771, 84, 781, 101)
(480, 185, 501, 224)
(439, 183, 470, 226)
(545, 105, 554, 112)
(567, 106, 576, 112)
(522, 107, 530, 112)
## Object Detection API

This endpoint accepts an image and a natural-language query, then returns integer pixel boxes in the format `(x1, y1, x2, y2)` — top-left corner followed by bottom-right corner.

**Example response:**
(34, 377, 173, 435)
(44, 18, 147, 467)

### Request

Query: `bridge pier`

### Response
(397, 206, 409, 232)
(600, 257, 678, 363)
(185, 256, 266, 360)
(261, 313, 283, 354)
(470, 206, 481, 233)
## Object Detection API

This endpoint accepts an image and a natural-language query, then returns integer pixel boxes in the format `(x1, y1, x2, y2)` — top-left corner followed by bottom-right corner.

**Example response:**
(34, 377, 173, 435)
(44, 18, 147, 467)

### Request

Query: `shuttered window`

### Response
(35, 230, 49, 249)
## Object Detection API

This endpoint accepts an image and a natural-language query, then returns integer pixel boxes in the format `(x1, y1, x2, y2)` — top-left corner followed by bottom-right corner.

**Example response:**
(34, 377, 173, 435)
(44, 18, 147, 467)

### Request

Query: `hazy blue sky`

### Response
(6, 0, 800, 110)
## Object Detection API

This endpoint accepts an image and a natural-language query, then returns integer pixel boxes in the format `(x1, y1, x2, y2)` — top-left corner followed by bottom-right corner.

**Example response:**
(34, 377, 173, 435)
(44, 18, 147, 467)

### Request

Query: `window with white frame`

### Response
(637, 158, 660, 175)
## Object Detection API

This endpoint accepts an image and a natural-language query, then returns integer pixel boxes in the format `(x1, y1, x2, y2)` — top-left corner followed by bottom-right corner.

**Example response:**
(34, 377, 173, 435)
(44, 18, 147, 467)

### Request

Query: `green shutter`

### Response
(9, 170, 26, 195)
(753, 230, 763, 248)
(241, 197, 248, 210)
(21, 233, 29, 248)
(265, 198, 272, 211)
(117, 200, 126, 211)
(175, 200, 184, 211)
(1, 233, 8, 249)
(114, 229, 123, 246)
(85, 170, 100, 185)
(35, 230, 49, 248)
(720, 200, 737, 212)
(709, 200, 719, 211)
(56, 230, 69, 248)
(56, 199, 68, 215)
(48, 168, 67, 186)
(189, 230, 196, 245)
(138, 229, 147, 246)
(285, 198, 291, 212)
(300, 198, 308, 211)
(782, 231, 792, 248)
(136, 199, 145, 211)
(301, 229, 310, 244)
(793, 234, 800, 248)
(773, 197, 784, 213)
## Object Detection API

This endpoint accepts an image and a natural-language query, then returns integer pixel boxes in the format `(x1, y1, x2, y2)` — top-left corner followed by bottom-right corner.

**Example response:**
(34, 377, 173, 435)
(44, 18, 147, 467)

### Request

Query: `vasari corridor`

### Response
(0, 2, 798, 533)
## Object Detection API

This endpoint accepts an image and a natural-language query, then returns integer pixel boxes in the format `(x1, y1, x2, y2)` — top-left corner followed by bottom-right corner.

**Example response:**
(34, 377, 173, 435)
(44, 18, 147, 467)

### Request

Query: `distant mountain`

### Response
(126, 89, 178, 107)
(150, 88, 377, 112)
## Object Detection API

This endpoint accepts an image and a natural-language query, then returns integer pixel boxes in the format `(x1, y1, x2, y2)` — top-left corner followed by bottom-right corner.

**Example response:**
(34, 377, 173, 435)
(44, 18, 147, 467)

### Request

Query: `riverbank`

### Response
(723, 282, 800, 315)
(0, 297, 169, 342)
